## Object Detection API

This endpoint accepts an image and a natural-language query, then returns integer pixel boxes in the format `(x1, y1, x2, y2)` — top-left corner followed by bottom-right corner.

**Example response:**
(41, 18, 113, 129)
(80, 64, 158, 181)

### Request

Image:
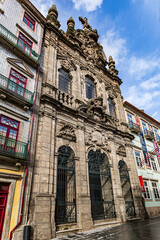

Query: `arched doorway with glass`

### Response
(88, 149, 115, 220)
(55, 145, 76, 225)
(118, 160, 136, 218)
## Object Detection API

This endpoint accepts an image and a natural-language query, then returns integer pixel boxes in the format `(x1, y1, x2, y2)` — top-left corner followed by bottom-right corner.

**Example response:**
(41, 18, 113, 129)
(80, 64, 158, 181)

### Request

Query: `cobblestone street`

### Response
(55, 217, 160, 240)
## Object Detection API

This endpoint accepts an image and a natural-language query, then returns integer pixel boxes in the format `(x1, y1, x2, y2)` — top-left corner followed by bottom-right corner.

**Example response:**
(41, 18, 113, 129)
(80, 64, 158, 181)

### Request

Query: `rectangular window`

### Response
(59, 69, 71, 93)
(127, 113, 133, 123)
(135, 151, 142, 167)
(142, 122, 148, 135)
(23, 12, 35, 30)
(9, 69, 27, 96)
(152, 182, 160, 200)
(143, 181, 152, 200)
(85, 77, 96, 99)
(154, 129, 160, 141)
(18, 32, 33, 49)
(150, 156, 157, 171)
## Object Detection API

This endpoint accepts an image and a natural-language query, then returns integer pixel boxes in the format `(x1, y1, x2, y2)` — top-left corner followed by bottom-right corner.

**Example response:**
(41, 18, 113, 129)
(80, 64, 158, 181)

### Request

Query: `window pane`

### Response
(108, 98, 115, 117)
(85, 77, 96, 99)
(59, 69, 71, 93)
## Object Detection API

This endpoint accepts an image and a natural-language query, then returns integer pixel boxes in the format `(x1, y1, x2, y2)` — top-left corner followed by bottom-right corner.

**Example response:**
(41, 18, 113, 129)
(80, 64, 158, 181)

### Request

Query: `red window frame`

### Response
(9, 68, 27, 89)
(18, 32, 33, 49)
(0, 115, 20, 141)
(23, 12, 35, 31)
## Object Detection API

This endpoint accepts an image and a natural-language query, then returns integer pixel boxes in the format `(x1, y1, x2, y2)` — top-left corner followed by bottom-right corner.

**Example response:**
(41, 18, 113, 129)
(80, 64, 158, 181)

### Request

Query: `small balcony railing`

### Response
(56, 89, 74, 107)
(0, 23, 40, 64)
(156, 136, 160, 144)
(144, 130, 154, 140)
(0, 135, 28, 159)
(0, 74, 34, 105)
(128, 122, 140, 134)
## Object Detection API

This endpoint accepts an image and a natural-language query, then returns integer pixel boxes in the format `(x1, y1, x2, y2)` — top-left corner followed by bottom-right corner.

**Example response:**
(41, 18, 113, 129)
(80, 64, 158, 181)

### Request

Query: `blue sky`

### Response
(31, 0, 160, 121)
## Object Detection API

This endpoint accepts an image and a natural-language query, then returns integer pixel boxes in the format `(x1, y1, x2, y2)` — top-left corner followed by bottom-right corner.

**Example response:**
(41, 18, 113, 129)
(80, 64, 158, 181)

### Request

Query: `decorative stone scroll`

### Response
(57, 124, 76, 142)
(116, 145, 126, 157)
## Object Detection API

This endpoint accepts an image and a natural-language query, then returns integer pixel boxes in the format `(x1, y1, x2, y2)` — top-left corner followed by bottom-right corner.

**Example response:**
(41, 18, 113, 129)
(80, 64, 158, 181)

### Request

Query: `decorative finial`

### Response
(46, 4, 61, 29)
(108, 56, 118, 76)
(66, 17, 75, 37)
(79, 16, 92, 31)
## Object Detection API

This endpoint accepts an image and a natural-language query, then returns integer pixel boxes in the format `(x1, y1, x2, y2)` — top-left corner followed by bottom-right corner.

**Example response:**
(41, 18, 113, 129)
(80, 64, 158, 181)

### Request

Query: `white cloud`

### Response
(72, 0, 103, 12)
(125, 85, 160, 111)
(101, 29, 127, 64)
(152, 112, 158, 118)
(140, 73, 160, 90)
(128, 56, 160, 81)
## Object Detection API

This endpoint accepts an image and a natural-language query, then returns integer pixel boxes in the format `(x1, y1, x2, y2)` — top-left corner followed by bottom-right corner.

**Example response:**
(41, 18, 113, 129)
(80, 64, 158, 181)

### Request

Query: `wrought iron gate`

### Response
(119, 160, 136, 217)
(88, 150, 115, 220)
(55, 146, 76, 224)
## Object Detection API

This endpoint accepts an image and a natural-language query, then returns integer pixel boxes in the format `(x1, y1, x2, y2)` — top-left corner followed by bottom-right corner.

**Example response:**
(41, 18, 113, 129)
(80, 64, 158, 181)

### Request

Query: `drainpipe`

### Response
(9, 33, 44, 240)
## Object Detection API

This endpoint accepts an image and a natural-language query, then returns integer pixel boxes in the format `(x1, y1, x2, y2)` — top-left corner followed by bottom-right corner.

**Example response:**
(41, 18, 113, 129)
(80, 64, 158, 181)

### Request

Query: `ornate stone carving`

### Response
(58, 57, 77, 72)
(85, 130, 110, 152)
(78, 97, 106, 121)
(57, 124, 76, 142)
(116, 145, 126, 157)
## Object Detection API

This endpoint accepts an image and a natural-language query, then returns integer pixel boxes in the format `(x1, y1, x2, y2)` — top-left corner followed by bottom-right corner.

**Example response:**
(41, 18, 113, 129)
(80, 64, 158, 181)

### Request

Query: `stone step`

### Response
(127, 217, 141, 222)
(93, 219, 122, 230)
(55, 228, 82, 238)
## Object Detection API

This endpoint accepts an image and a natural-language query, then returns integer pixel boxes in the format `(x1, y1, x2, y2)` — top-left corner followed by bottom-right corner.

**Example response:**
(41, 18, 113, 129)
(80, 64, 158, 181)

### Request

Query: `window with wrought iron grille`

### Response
(23, 12, 36, 31)
(58, 69, 71, 93)
(150, 156, 157, 171)
(152, 182, 160, 200)
(143, 181, 152, 200)
(134, 151, 142, 167)
(85, 77, 96, 99)
(108, 98, 115, 117)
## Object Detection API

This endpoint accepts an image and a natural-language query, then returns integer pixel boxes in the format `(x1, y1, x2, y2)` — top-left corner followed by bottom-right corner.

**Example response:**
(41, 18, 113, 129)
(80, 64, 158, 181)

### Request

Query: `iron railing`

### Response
(125, 201, 136, 217)
(0, 135, 28, 159)
(0, 23, 40, 64)
(0, 74, 34, 104)
(129, 122, 140, 132)
(144, 130, 154, 139)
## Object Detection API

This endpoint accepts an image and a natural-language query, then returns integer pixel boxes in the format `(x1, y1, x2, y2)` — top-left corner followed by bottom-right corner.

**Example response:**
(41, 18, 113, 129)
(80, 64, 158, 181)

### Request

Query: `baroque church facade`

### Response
(13, 4, 145, 240)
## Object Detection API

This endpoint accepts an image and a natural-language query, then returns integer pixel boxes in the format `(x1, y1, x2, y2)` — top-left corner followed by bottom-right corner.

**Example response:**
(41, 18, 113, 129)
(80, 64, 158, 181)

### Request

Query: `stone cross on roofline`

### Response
(79, 16, 92, 30)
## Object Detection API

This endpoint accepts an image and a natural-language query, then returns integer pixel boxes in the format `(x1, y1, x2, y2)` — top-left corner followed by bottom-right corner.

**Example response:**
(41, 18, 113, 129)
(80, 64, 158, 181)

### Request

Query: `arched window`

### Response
(58, 69, 71, 93)
(55, 146, 76, 224)
(108, 97, 115, 117)
(88, 150, 115, 220)
(118, 160, 136, 217)
(85, 76, 96, 99)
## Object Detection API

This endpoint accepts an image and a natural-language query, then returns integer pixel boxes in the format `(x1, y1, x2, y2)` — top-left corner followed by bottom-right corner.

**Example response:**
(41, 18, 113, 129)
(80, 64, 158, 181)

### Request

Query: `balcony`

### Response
(144, 130, 154, 140)
(0, 136, 28, 160)
(0, 24, 40, 65)
(128, 122, 140, 134)
(156, 136, 160, 145)
(56, 89, 74, 106)
(0, 74, 34, 107)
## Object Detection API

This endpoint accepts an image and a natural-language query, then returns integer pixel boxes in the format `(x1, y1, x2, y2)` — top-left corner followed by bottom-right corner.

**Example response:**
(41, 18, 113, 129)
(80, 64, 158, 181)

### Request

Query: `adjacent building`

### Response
(0, 0, 45, 239)
(124, 101, 160, 216)
(11, 5, 146, 240)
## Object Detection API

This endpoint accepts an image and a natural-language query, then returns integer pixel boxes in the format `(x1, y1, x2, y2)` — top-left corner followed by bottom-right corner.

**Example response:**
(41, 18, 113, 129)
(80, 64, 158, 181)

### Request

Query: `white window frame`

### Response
(143, 180, 152, 200)
(151, 182, 160, 200)
(150, 156, 158, 171)
(134, 150, 143, 168)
